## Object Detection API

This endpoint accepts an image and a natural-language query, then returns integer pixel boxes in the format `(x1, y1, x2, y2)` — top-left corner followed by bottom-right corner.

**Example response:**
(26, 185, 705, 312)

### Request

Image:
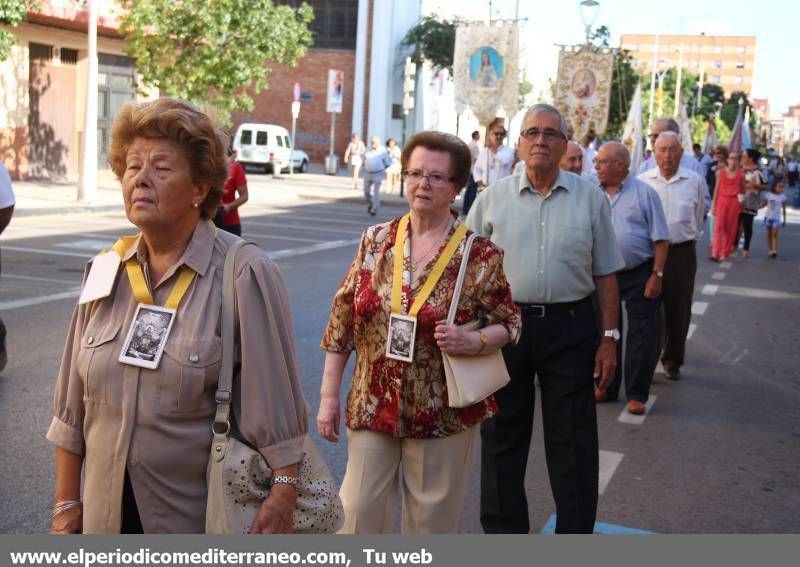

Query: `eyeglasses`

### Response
(402, 170, 453, 187)
(655, 147, 682, 155)
(594, 158, 622, 167)
(520, 128, 564, 143)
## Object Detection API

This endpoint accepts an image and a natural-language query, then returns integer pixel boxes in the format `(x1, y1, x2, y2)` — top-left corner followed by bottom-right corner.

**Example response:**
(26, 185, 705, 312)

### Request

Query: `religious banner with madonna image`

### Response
(554, 45, 614, 140)
(453, 22, 520, 125)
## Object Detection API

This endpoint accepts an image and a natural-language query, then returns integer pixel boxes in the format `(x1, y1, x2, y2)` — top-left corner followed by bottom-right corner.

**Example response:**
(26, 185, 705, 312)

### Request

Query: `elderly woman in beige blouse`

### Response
(47, 98, 308, 534)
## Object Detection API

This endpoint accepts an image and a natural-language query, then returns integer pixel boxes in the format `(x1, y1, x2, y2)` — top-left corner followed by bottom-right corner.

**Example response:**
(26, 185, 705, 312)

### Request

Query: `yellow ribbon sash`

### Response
(390, 214, 467, 316)
(110, 235, 196, 310)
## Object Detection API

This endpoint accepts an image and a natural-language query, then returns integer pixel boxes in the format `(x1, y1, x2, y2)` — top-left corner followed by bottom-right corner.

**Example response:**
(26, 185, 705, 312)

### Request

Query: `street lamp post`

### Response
(579, 0, 600, 44)
(400, 57, 416, 197)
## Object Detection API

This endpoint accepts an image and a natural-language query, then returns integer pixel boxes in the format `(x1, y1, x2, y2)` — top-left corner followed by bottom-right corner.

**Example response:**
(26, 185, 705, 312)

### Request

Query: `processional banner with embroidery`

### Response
(554, 45, 614, 140)
(453, 22, 519, 126)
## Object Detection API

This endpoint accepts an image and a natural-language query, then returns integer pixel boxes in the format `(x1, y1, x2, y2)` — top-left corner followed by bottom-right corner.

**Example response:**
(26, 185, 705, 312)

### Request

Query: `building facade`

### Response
(620, 34, 756, 97)
(0, 0, 145, 181)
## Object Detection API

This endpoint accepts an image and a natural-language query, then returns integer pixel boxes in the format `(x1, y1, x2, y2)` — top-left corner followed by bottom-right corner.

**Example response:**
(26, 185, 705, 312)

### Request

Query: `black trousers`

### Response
(121, 470, 143, 534)
(737, 213, 754, 251)
(605, 260, 660, 402)
(659, 241, 696, 370)
(480, 296, 599, 534)
(462, 174, 478, 216)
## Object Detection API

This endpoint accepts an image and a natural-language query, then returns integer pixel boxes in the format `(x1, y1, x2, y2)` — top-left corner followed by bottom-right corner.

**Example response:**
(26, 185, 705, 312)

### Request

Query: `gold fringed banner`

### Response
(453, 22, 519, 126)
(554, 45, 614, 140)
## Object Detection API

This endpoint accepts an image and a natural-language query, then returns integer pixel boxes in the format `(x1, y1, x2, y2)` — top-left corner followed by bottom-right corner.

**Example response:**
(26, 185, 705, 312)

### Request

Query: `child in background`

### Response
(763, 181, 788, 258)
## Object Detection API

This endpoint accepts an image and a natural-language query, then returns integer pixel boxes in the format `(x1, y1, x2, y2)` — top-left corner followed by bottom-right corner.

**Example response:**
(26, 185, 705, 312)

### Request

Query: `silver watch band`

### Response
(271, 475, 298, 487)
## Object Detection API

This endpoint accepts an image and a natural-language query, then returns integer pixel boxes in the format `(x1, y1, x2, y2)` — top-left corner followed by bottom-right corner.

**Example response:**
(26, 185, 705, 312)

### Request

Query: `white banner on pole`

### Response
(326, 69, 344, 113)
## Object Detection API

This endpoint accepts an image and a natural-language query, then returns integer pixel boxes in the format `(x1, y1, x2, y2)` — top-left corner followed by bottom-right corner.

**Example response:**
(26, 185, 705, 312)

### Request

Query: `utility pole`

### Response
(77, 0, 97, 203)
(673, 44, 684, 118)
(647, 33, 660, 135)
(400, 57, 416, 197)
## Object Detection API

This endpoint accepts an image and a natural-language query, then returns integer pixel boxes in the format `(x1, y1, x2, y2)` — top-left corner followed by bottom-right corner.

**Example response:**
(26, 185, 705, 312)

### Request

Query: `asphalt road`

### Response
(1, 196, 799, 534)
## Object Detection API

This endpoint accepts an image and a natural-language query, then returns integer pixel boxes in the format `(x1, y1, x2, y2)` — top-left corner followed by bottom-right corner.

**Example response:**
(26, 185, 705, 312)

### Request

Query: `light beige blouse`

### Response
(46, 220, 309, 533)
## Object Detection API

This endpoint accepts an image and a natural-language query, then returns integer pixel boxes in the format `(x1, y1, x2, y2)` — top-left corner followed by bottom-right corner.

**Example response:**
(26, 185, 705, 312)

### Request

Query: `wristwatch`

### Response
(603, 329, 621, 341)
(271, 475, 298, 487)
(652, 270, 664, 278)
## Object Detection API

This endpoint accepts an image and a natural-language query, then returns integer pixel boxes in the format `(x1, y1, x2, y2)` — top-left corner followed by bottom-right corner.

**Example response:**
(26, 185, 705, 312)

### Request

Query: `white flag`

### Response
(621, 82, 643, 174)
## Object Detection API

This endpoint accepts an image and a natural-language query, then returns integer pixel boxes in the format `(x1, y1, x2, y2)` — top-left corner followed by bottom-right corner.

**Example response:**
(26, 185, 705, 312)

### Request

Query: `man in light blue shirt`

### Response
(595, 142, 669, 415)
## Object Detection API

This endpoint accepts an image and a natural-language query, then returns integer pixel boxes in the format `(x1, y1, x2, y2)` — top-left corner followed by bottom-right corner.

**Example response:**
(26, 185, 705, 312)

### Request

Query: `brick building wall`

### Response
(230, 49, 357, 164)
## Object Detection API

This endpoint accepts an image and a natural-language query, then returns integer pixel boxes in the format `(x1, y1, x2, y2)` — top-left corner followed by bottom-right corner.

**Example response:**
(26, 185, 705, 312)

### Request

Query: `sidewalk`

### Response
(9, 163, 421, 217)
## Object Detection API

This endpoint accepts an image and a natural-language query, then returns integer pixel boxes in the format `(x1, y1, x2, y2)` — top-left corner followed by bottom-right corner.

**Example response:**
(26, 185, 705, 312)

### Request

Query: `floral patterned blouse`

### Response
(321, 216, 521, 439)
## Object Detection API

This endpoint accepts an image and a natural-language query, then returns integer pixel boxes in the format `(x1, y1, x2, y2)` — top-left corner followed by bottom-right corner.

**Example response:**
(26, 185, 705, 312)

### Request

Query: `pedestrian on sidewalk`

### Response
(213, 149, 249, 236)
(385, 138, 402, 194)
(461, 130, 481, 216)
(343, 133, 366, 190)
(473, 122, 515, 191)
(595, 142, 669, 415)
(362, 136, 392, 216)
(710, 150, 744, 261)
(0, 162, 15, 373)
(468, 104, 624, 534)
(739, 149, 768, 259)
(47, 98, 309, 534)
(764, 180, 788, 258)
(317, 130, 520, 533)
(638, 131, 707, 382)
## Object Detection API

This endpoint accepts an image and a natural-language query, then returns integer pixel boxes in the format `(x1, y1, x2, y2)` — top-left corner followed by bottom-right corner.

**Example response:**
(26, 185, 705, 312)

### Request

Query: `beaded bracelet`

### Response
(52, 500, 82, 520)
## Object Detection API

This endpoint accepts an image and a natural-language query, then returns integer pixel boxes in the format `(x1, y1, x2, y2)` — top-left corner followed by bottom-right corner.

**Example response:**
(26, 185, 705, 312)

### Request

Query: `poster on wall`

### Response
(453, 22, 520, 126)
(554, 46, 614, 140)
(326, 69, 344, 113)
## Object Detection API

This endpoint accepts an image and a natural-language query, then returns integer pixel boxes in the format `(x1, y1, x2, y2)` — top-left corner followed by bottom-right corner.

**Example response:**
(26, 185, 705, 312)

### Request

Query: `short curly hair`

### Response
(400, 131, 473, 189)
(108, 98, 228, 219)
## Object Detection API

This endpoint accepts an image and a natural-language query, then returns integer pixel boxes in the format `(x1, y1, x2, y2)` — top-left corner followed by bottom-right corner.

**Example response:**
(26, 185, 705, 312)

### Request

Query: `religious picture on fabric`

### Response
(470, 47, 504, 88)
(571, 68, 597, 100)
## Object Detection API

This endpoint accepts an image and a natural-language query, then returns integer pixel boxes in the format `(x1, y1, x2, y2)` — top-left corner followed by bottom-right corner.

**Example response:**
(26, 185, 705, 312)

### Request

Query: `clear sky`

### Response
(422, 0, 799, 116)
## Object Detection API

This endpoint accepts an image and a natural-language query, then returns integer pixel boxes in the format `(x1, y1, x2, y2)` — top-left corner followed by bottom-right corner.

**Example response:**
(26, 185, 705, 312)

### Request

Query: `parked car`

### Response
(286, 148, 309, 173)
(232, 123, 292, 173)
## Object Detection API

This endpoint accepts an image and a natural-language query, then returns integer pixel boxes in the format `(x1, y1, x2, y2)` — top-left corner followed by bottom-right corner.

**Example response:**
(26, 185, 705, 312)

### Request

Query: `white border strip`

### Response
(691, 301, 709, 315)
(598, 450, 624, 495)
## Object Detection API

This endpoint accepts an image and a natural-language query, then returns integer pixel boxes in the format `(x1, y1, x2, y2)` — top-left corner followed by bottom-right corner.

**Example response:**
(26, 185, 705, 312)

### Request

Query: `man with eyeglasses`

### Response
(473, 122, 515, 191)
(638, 132, 708, 382)
(594, 142, 669, 415)
(636, 118, 707, 179)
(467, 103, 624, 534)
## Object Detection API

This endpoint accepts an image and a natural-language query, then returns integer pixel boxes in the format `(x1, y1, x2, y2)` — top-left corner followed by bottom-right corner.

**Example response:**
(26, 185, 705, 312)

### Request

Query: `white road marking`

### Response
(712, 272, 726, 280)
(717, 286, 800, 300)
(243, 232, 325, 244)
(244, 220, 359, 235)
(617, 395, 657, 425)
(1, 246, 92, 259)
(687, 323, 697, 340)
(598, 450, 624, 495)
(720, 261, 732, 269)
(55, 239, 114, 251)
(267, 239, 360, 260)
(2, 273, 81, 285)
(691, 301, 709, 315)
(702, 284, 719, 296)
(730, 348, 749, 365)
(0, 288, 81, 310)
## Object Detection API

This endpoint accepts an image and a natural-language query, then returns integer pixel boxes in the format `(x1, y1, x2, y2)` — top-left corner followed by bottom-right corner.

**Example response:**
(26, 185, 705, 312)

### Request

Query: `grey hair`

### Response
(521, 103, 570, 137)
(654, 131, 681, 147)
(653, 117, 680, 134)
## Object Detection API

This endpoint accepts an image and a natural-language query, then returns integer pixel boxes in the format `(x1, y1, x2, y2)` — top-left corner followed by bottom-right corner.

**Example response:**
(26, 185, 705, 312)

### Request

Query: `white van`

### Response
(232, 123, 293, 173)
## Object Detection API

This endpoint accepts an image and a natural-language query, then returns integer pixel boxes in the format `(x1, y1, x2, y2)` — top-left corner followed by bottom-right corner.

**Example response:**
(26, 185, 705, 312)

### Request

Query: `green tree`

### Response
(718, 90, 753, 131)
(518, 70, 533, 111)
(400, 16, 457, 75)
(588, 26, 637, 138)
(119, 0, 313, 120)
(0, 0, 35, 61)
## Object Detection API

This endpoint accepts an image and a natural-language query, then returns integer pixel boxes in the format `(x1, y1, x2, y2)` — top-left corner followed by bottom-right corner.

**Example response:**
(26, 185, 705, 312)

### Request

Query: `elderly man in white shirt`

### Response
(473, 123, 515, 189)
(638, 131, 707, 382)
(637, 118, 706, 179)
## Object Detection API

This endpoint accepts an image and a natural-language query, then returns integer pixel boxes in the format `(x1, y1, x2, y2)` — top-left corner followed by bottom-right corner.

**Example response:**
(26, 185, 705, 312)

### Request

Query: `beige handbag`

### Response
(206, 240, 344, 534)
(442, 233, 510, 408)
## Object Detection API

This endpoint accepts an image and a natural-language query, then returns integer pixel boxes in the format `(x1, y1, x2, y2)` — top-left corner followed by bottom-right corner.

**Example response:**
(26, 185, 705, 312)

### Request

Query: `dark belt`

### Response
(669, 240, 695, 249)
(516, 295, 590, 318)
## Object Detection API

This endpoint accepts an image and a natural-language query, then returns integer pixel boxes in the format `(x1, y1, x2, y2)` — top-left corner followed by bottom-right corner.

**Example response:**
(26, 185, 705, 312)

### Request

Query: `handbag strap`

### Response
(445, 232, 479, 326)
(212, 239, 254, 445)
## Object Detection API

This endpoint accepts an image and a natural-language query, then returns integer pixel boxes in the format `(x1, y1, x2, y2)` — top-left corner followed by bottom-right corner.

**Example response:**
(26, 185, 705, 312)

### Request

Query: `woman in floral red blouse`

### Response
(317, 131, 521, 533)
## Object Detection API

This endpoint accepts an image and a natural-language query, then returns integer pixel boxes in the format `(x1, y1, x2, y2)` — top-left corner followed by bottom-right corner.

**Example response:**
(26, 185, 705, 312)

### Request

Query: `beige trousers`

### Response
(338, 426, 478, 534)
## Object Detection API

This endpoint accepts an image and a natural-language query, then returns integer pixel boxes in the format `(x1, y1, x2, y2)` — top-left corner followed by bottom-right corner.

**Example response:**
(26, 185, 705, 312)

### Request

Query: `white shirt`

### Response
(473, 145, 515, 186)
(0, 163, 15, 209)
(638, 166, 707, 244)
(468, 139, 481, 164)
(581, 145, 597, 177)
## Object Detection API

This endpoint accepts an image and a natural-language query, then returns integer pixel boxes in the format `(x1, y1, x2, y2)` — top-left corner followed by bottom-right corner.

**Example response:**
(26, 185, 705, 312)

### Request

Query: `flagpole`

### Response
(673, 43, 683, 118)
(647, 33, 659, 135)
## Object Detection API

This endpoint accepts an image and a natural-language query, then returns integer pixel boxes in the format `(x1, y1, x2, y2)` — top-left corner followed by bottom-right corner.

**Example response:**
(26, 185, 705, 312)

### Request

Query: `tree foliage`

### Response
(119, 0, 313, 119)
(0, 0, 35, 61)
(400, 16, 457, 75)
